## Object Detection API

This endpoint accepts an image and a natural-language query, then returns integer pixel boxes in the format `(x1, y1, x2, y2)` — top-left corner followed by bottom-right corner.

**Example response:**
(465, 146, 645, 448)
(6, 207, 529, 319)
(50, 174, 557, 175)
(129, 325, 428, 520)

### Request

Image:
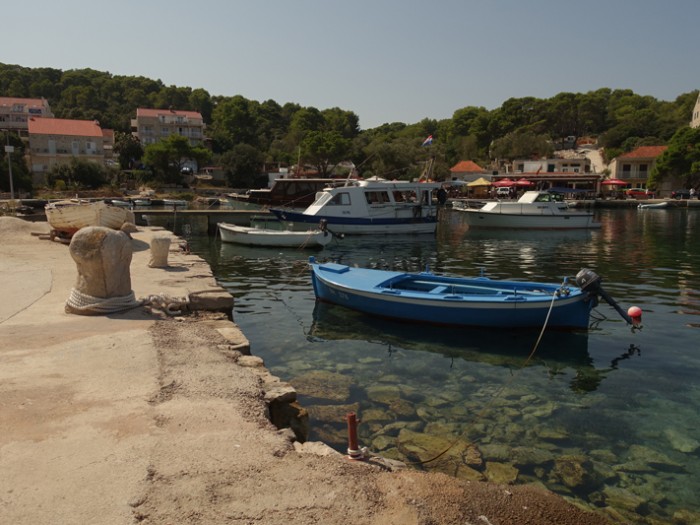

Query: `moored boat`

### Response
(638, 201, 669, 209)
(453, 190, 600, 229)
(227, 178, 348, 208)
(218, 222, 332, 248)
(271, 178, 442, 235)
(45, 200, 135, 238)
(308, 258, 638, 330)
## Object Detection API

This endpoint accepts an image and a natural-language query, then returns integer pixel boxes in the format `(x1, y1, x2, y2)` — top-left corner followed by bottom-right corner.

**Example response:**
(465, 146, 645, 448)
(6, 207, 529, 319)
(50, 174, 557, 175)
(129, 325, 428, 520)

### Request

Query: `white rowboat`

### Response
(218, 222, 332, 248)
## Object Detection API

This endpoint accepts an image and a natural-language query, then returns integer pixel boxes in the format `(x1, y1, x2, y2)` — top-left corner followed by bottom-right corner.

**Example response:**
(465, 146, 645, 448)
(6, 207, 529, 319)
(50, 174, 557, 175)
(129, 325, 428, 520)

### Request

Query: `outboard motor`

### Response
(576, 269, 642, 329)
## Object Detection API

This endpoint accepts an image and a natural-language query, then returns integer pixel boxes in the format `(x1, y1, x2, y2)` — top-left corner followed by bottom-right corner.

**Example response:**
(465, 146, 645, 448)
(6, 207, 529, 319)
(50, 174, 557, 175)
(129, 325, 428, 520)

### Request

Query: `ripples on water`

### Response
(188, 207, 700, 524)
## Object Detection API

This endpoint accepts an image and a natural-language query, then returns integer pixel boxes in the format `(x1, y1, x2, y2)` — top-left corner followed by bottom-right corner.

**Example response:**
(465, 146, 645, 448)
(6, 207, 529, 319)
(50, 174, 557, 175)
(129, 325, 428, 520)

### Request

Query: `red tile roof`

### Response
(618, 146, 667, 159)
(28, 117, 102, 137)
(136, 107, 203, 119)
(0, 96, 49, 108)
(450, 160, 485, 173)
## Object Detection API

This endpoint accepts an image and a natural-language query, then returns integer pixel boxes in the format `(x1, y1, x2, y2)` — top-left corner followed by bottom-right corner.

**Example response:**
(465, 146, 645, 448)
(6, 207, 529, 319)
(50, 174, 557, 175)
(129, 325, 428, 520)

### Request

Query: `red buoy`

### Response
(628, 306, 643, 325)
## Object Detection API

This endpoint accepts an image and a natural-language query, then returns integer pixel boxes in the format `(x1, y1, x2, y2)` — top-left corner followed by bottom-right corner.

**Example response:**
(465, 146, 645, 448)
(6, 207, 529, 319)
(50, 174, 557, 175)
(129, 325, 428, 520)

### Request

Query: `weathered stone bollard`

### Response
(149, 234, 172, 268)
(65, 226, 139, 315)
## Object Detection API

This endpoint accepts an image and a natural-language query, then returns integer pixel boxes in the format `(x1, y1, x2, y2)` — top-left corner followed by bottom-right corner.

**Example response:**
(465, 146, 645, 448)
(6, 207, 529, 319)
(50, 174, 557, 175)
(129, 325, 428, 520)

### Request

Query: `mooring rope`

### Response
(65, 288, 189, 316)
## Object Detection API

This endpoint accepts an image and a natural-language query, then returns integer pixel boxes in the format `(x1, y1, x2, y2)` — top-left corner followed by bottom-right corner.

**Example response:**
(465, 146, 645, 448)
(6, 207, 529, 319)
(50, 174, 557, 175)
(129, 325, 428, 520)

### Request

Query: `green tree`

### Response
(113, 131, 144, 169)
(220, 144, 265, 187)
(142, 135, 211, 185)
(46, 158, 107, 190)
(301, 130, 350, 177)
(0, 131, 32, 194)
(649, 127, 700, 188)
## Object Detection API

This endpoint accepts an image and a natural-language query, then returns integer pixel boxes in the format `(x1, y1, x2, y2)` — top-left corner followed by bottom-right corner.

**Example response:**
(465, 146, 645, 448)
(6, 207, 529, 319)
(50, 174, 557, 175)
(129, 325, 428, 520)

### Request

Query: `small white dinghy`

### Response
(218, 221, 332, 249)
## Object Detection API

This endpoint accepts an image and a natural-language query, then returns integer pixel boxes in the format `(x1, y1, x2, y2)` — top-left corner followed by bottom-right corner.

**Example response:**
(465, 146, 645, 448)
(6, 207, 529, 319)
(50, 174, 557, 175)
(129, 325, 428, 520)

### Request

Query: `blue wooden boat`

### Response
(308, 258, 634, 330)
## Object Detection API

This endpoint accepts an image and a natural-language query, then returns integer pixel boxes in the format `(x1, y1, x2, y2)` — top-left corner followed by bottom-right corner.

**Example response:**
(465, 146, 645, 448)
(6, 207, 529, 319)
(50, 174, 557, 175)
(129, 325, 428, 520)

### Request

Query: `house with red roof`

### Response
(131, 107, 205, 147)
(27, 117, 110, 182)
(609, 145, 668, 190)
(449, 160, 488, 182)
(0, 97, 54, 136)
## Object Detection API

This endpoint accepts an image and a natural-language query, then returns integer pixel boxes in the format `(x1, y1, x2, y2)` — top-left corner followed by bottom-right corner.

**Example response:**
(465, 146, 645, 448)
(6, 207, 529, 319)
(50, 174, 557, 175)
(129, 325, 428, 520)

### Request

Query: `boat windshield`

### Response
(313, 191, 351, 206)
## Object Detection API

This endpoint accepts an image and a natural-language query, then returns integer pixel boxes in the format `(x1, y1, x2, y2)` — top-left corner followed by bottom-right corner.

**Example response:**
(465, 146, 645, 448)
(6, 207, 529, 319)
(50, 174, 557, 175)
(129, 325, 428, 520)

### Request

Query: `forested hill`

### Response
(1, 62, 697, 174)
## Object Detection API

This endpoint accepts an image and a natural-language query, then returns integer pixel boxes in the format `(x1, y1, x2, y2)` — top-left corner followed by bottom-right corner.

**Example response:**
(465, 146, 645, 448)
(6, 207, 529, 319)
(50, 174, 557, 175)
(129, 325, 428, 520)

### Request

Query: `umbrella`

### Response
(466, 177, 492, 187)
(601, 178, 627, 186)
(514, 178, 535, 187)
(492, 178, 514, 187)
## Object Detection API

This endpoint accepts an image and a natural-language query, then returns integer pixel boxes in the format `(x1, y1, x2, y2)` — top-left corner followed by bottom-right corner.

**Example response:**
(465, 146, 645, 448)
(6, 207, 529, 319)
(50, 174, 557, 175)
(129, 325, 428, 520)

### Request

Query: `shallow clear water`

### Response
(186, 207, 700, 524)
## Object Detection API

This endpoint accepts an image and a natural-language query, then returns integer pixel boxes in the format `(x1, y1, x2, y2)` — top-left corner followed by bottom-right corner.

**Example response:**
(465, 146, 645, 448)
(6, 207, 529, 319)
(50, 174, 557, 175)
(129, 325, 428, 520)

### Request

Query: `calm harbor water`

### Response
(185, 206, 700, 524)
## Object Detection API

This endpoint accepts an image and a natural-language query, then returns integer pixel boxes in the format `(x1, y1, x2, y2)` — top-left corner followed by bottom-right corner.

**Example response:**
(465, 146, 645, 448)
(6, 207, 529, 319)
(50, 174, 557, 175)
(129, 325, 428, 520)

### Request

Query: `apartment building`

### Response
(608, 146, 667, 189)
(131, 107, 204, 147)
(0, 97, 54, 136)
(691, 92, 700, 129)
(27, 117, 108, 182)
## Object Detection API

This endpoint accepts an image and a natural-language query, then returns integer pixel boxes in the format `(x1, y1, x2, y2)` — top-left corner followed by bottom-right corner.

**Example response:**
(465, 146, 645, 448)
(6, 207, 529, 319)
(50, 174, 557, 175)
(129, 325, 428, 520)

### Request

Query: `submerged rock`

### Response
(290, 370, 353, 402)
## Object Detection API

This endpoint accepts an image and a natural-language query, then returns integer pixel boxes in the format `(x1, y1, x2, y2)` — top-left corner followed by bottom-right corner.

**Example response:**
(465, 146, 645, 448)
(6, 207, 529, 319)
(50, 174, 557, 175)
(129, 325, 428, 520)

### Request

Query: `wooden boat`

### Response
(45, 200, 135, 238)
(453, 190, 601, 229)
(308, 258, 637, 330)
(227, 178, 348, 208)
(218, 222, 332, 248)
(638, 201, 669, 209)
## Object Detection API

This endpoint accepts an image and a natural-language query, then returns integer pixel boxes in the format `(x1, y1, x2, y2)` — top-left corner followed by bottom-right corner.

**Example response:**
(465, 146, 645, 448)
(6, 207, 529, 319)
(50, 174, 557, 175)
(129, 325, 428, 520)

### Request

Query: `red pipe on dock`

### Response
(346, 412, 363, 460)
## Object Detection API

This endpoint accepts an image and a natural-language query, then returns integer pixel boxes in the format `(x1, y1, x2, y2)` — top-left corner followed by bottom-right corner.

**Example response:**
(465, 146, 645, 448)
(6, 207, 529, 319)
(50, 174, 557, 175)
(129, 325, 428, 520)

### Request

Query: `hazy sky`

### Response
(2, 0, 697, 129)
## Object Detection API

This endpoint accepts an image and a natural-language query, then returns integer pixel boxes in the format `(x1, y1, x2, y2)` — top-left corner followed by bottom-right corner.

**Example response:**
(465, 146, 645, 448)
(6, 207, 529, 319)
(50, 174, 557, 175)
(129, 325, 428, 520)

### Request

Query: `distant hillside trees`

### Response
(1, 62, 697, 187)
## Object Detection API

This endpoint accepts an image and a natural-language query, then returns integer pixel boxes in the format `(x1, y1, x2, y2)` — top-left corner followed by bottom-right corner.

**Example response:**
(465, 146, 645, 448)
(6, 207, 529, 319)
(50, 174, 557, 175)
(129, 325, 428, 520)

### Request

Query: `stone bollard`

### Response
(149, 235, 172, 268)
(65, 226, 139, 315)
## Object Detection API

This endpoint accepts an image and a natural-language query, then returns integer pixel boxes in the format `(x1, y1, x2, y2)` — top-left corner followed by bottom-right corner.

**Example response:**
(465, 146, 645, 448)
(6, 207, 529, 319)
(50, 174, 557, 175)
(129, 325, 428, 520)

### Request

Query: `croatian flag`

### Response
(421, 135, 433, 146)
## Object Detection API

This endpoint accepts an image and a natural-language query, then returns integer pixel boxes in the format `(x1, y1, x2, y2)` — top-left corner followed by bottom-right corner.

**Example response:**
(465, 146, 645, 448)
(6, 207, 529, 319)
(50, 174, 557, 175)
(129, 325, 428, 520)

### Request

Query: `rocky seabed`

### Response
(280, 349, 700, 525)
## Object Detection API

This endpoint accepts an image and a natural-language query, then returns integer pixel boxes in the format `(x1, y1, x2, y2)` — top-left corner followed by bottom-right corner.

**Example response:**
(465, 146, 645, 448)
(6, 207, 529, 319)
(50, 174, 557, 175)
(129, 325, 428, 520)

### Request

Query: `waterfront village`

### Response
(2, 94, 700, 207)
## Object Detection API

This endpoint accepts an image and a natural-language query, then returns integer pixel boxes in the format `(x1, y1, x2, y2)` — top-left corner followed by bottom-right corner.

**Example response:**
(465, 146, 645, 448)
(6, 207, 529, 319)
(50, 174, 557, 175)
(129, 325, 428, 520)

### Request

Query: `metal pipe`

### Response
(346, 412, 363, 460)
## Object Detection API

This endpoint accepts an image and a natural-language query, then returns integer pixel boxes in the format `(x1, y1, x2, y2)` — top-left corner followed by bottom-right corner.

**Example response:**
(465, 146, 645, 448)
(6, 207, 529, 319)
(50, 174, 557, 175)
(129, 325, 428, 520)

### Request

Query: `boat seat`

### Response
(319, 263, 350, 274)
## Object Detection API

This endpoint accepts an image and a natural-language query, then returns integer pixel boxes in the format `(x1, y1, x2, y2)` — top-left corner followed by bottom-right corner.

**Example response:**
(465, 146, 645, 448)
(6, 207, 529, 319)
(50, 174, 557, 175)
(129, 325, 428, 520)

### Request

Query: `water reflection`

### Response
(186, 207, 700, 525)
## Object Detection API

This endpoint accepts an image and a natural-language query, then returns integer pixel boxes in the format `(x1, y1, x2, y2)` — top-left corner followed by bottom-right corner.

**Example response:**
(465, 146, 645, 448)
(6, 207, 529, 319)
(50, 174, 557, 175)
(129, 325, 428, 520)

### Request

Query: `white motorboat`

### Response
(45, 200, 135, 238)
(217, 222, 332, 248)
(452, 191, 601, 229)
(270, 177, 442, 235)
(638, 201, 669, 209)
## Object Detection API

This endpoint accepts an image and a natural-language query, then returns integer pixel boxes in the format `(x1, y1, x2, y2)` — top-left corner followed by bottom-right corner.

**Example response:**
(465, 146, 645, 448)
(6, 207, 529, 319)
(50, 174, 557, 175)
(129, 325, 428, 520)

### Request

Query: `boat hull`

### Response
(309, 261, 593, 329)
(271, 209, 438, 235)
(218, 222, 331, 248)
(456, 208, 600, 229)
(45, 201, 135, 237)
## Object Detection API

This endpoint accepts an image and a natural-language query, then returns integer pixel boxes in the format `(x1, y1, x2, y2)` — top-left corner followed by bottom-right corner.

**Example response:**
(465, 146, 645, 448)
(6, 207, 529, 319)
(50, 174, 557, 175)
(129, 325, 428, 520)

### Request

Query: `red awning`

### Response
(492, 178, 514, 187)
(601, 178, 627, 186)
(514, 178, 535, 187)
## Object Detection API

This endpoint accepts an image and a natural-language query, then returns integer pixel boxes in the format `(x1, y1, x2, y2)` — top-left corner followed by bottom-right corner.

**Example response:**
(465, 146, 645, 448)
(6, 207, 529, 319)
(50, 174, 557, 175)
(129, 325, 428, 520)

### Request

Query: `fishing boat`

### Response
(270, 176, 442, 235)
(453, 190, 601, 229)
(308, 258, 637, 330)
(218, 222, 332, 248)
(45, 200, 135, 238)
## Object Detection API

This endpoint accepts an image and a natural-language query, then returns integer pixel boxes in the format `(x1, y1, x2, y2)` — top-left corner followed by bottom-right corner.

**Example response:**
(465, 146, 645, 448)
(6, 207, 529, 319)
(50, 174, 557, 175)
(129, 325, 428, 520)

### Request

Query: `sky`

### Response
(1, 0, 698, 130)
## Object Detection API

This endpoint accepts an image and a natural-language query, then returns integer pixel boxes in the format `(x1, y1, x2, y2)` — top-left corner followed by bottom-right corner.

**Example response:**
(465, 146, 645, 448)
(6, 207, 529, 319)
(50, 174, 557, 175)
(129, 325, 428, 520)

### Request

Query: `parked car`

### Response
(671, 189, 692, 199)
(496, 186, 512, 197)
(625, 188, 655, 199)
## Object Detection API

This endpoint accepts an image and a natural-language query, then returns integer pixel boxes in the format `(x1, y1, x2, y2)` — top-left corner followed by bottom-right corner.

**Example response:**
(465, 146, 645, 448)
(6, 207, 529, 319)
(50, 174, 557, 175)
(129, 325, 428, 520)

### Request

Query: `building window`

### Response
(622, 164, 631, 174)
(639, 163, 648, 173)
